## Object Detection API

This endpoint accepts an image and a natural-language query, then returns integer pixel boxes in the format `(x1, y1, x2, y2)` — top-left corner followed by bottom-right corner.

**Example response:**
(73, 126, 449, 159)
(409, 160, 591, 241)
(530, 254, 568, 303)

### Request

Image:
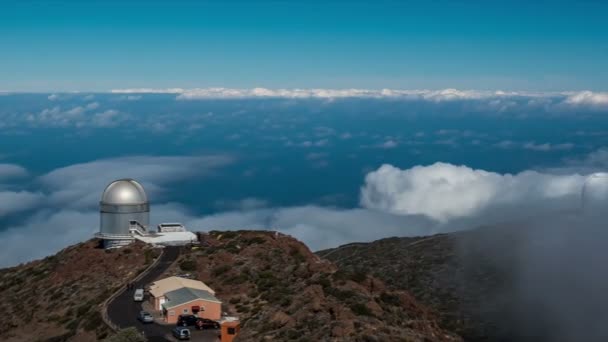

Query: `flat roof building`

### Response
(148, 276, 221, 323)
(162, 287, 222, 323)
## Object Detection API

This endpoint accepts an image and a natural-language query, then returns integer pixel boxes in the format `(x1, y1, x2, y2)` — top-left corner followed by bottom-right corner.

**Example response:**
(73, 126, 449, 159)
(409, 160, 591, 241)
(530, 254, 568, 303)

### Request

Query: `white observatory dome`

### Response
(98, 178, 150, 248)
(582, 173, 608, 215)
(101, 179, 148, 205)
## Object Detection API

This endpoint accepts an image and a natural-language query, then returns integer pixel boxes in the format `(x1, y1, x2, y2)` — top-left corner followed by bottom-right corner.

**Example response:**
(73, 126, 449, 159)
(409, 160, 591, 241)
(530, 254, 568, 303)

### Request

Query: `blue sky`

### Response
(2, 0, 608, 91)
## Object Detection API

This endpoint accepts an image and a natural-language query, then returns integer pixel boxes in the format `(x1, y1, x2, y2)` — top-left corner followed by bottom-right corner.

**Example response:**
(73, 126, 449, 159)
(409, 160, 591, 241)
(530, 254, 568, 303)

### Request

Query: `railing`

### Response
(129, 221, 148, 236)
(94, 232, 134, 240)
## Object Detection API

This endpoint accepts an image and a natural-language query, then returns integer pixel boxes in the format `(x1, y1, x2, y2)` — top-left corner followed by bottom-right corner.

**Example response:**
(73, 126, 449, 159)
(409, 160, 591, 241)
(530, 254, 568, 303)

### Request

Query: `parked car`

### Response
(195, 318, 220, 330)
(172, 327, 191, 340)
(177, 314, 198, 326)
(137, 311, 154, 323)
(133, 288, 144, 302)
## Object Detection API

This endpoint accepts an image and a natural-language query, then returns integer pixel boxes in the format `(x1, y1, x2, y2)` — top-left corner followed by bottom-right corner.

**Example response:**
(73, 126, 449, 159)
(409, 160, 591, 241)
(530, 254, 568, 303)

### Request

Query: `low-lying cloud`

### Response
(25, 103, 124, 128)
(40, 155, 233, 209)
(360, 163, 584, 222)
(564, 91, 608, 106)
(0, 155, 234, 267)
(0, 150, 603, 268)
(108, 87, 608, 109)
(0, 164, 28, 180)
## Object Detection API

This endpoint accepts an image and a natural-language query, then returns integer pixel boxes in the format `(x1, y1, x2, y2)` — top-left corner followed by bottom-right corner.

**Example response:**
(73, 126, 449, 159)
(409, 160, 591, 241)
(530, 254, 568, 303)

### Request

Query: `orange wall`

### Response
(163, 299, 221, 323)
(152, 295, 161, 310)
(221, 322, 240, 342)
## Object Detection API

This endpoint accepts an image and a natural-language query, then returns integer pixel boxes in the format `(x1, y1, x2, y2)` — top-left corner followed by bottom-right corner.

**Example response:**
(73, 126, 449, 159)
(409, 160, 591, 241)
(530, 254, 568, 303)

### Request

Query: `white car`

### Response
(133, 288, 144, 301)
(137, 311, 154, 323)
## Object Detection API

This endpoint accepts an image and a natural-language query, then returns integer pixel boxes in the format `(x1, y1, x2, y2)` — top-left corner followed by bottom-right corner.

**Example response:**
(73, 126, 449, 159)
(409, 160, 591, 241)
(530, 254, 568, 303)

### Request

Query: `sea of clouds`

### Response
(0, 147, 606, 267)
(1, 88, 607, 267)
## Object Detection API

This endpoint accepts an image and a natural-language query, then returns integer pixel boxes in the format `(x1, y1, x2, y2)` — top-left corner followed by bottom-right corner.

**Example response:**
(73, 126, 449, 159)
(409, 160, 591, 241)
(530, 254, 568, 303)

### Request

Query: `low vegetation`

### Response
(103, 327, 147, 342)
(170, 230, 461, 341)
(0, 240, 154, 342)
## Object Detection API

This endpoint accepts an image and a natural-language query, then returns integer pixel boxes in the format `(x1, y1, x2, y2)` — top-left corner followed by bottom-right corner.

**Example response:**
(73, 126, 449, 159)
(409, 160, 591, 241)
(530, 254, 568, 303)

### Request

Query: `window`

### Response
(228, 327, 236, 335)
(183, 309, 189, 314)
(169, 310, 175, 316)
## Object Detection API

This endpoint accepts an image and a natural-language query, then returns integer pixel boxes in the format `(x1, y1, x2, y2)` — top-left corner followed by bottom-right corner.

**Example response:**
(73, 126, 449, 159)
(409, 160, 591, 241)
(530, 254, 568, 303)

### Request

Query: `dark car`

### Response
(195, 318, 220, 330)
(172, 327, 191, 340)
(177, 314, 198, 327)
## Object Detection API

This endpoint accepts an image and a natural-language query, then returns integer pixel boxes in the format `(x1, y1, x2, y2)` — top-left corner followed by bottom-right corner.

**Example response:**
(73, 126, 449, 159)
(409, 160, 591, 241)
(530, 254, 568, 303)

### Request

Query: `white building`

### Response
(95, 178, 197, 248)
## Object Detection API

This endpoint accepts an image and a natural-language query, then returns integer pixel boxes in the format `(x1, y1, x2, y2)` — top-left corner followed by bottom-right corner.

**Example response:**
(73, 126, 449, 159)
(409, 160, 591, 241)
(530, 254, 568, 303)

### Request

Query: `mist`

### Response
(456, 211, 608, 341)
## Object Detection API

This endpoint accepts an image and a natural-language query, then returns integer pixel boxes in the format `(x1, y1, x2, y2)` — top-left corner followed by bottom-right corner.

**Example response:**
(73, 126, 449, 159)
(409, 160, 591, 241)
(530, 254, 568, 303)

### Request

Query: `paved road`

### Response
(107, 246, 181, 342)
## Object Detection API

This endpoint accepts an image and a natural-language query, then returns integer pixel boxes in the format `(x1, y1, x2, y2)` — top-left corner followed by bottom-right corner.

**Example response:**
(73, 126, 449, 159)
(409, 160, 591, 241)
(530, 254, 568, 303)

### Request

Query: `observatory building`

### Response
(96, 179, 150, 248)
(95, 178, 197, 249)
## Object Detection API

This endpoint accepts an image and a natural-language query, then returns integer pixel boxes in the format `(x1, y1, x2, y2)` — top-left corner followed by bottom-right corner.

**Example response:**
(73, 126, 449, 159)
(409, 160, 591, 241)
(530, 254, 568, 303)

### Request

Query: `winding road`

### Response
(106, 246, 181, 342)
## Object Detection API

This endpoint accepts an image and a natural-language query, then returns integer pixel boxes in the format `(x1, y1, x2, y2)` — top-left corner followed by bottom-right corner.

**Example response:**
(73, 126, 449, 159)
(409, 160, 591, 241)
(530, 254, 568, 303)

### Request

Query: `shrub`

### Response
(224, 241, 241, 254)
(244, 237, 266, 245)
(314, 274, 331, 289)
(286, 329, 300, 339)
(326, 287, 356, 301)
(144, 249, 158, 264)
(83, 310, 103, 331)
(289, 247, 306, 263)
(179, 259, 197, 272)
(103, 327, 147, 342)
(247, 289, 259, 298)
(349, 270, 367, 283)
(280, 297, 292, 307)
(213, 265, 231, 276)
(76, 303, 90, 316)
(224, 273, 248, 285)
(65, 318, 80, 331)
(350, 303, 373, 316)
(379, 292, 401, 306)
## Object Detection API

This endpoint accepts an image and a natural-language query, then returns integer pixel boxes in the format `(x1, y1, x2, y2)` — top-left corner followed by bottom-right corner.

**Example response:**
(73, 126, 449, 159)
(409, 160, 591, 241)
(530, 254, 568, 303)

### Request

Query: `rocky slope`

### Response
(318, 233, 493, 341)
(317, 215, 607, 342)
(1, 231, 460, 342)
(167, 230, 461, 341)
(0, 240, 159, 342)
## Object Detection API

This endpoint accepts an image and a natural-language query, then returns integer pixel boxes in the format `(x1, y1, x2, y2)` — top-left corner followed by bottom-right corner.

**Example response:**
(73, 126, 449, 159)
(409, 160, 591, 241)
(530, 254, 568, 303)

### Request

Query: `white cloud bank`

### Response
(112, 87, 543, 100)
(0, 152, 604, 267)
(109, 87, 608, 107)
(25, 103, 124, 128)
(0, 155, 234, 267)
(0, 164, 28, 180)
(184, 152, 605, 251)
(360, 163, 585, 223)
(184, 206, 435, 252)
(0, 191, 44, 218)
(181, 160, 592, 251)
(40, 155, 234, 209)
(564, 91, 608, 106)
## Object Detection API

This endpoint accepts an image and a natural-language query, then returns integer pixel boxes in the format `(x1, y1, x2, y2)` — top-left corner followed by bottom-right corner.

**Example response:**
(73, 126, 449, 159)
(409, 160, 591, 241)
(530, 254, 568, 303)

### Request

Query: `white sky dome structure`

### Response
(582, 173, 608, 217)
(101, 179, 148, 205)
(94, 178, 197, 248)
(97, 179, 150, 248)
